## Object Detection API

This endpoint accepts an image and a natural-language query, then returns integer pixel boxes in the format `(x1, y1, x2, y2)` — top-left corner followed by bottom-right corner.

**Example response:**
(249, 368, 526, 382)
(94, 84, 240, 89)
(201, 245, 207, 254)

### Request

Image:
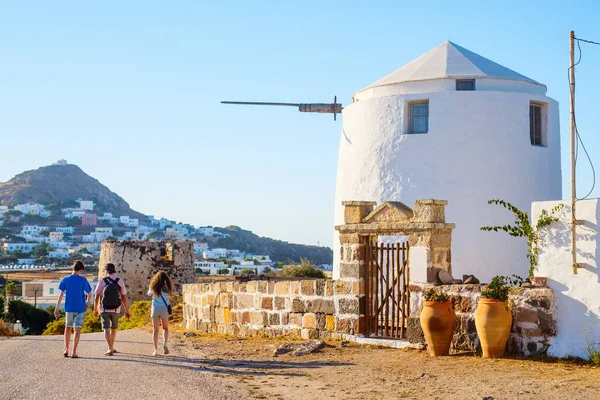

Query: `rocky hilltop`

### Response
(0, 164, 146, 220)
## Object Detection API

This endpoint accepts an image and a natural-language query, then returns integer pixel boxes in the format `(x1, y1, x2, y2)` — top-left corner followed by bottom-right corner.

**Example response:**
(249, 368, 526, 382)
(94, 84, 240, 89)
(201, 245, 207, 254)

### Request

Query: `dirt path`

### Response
(177, 333, 600, 400)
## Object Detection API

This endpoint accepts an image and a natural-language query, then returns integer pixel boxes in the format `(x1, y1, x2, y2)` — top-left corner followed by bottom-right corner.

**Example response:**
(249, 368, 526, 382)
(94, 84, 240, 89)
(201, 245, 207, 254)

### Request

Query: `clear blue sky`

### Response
(1, 1, 599, 248)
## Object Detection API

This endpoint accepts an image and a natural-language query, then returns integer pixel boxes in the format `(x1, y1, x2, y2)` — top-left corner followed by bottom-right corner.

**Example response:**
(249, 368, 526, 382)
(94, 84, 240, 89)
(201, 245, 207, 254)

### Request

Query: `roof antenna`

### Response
(221, 96, 342, 121)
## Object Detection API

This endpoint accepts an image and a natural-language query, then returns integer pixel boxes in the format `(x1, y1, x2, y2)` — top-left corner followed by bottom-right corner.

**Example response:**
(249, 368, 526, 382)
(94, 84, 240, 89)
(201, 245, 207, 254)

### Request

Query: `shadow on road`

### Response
(80, 352, 355, 377)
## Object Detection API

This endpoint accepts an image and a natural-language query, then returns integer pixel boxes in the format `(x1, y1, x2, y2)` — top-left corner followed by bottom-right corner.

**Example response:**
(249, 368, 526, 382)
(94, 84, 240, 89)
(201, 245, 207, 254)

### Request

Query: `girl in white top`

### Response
(148, 271, 172, 356)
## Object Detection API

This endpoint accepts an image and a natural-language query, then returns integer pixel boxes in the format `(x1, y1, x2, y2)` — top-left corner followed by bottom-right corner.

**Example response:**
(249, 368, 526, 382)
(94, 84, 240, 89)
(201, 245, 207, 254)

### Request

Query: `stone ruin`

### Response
(98, 240, 194, 303)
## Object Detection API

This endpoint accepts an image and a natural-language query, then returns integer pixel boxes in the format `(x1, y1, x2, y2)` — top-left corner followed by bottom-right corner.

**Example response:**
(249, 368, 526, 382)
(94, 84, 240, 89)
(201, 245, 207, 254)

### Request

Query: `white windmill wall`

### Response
(333, 88, 561, 281)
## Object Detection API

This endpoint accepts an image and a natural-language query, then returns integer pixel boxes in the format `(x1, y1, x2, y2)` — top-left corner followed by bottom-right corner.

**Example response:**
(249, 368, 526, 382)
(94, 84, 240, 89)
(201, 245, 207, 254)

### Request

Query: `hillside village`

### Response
(0, 194, 283, 276)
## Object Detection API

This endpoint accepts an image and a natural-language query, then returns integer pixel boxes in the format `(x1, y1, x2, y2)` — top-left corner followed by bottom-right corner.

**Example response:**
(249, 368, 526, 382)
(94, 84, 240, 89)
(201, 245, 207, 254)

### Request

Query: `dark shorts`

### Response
(101, 312, 120, 330)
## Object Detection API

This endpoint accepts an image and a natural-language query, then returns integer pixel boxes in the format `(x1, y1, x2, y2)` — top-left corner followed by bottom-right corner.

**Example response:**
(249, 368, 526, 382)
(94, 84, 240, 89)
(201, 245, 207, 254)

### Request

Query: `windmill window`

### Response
(529, 103, 546, 146)
(456, 79, 475, 91)
(409, 101, 429, 134)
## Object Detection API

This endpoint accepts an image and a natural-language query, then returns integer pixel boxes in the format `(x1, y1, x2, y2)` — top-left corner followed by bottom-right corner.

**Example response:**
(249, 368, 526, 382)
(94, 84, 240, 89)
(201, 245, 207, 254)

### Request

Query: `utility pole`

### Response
(221, 96, 342, 121)
(570, 30, 578, 274)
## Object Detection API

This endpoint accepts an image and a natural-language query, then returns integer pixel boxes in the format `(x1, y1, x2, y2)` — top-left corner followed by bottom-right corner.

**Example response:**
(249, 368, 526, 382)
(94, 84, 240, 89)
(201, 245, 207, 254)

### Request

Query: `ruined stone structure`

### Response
(99, 240, 194, 302)
(408, 282, 556, 356)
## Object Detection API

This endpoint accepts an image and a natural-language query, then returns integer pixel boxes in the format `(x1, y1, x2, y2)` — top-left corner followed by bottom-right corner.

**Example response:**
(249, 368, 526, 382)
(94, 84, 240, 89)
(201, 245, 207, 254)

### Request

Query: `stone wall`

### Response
(99, 240, 195, 302)
(407, 283, 556, 356)
(183, 278, 362, 340)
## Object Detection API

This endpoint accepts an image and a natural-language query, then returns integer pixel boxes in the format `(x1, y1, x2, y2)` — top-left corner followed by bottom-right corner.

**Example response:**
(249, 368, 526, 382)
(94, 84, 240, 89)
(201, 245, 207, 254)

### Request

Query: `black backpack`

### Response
(102, 277, 122, 310)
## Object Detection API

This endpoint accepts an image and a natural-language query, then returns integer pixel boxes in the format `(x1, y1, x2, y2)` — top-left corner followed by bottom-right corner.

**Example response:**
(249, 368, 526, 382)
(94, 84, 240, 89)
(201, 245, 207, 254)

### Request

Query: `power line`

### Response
(569, 37, 597, 201)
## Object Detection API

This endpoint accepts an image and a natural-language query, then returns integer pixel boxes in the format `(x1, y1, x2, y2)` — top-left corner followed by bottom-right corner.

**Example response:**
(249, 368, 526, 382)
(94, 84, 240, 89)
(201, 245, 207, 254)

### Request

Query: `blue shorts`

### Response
(65, 312, 85, 328)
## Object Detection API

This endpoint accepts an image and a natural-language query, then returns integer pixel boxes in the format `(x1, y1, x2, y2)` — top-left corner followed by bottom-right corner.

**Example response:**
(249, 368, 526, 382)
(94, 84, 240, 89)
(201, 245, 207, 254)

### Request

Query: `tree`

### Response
(277, 258, 326, 279)
(263, 267, 272, 274)
(147, 230, 164, 240)
(5, 281, 18, 297)
(0, 296, 4, 319)
(4, 210, 22, 218)
(217, 269, 230, 275)
(6, 300, 52, 335)
(39, 230, 51, 237)
(239, 268, 255, 275)
(34, 242, 54, 258)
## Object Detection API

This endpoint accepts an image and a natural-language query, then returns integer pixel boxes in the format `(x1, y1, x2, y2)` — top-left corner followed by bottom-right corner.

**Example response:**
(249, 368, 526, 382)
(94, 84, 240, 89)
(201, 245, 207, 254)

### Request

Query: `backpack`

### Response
(102, 277, 122, 310)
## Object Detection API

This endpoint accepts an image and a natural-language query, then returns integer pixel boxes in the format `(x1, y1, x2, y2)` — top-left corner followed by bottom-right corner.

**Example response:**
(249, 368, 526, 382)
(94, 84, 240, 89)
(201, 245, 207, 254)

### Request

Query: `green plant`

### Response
(217, 268, 230, 275)
(6, 300, 52, 334)
(423, 288, 449, 302)
(118, 301, 152, 330)
(239, 268, 255, 275)
(5, 281, 17, 297)
(0, 318, 18, 337)
(585, 329, 600, 366)
(277, 258, 326, 279)
(481, 275, 524, 302)
(481, 200, 564, 277)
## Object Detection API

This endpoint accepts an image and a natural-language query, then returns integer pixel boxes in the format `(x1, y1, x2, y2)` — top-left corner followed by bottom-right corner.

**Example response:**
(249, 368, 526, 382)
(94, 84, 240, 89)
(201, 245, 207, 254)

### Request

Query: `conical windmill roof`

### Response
(358, 41, 543, 93)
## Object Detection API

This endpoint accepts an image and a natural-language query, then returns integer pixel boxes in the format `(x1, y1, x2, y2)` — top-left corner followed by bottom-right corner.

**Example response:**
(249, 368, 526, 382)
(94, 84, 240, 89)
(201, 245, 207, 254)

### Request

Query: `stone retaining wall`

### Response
(407, 283, 556, 356)
(183, 279, 362, 340)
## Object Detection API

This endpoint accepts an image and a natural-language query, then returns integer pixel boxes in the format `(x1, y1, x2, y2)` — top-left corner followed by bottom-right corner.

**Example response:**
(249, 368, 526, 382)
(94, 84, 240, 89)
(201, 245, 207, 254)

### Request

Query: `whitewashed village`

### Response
(2, 4, 600, 399)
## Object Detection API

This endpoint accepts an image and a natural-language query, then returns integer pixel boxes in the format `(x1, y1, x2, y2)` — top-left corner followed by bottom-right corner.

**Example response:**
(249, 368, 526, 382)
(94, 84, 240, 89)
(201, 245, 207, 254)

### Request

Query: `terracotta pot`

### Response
(420, 301, 456, 356)
(475, 298, 512, 358)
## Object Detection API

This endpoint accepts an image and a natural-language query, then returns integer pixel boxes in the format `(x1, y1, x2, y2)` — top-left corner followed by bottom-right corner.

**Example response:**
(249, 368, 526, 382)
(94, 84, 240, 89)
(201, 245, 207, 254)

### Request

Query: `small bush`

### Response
(43, 308, 102, 335)
(239, 268, 255, 275)
(423, 288, 449, 302)
(118, 301, 151, 331)
(585, 329, 600, 366)
(6, 300, 52, 335)
(278, 259, 326, 279)
(0, 319, 18, 337)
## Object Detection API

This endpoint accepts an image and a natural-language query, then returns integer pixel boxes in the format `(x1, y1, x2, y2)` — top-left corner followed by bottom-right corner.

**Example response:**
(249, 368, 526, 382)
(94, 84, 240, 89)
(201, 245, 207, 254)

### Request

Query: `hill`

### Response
(213, 226, 332, 265)
(0, 164, 146, 220)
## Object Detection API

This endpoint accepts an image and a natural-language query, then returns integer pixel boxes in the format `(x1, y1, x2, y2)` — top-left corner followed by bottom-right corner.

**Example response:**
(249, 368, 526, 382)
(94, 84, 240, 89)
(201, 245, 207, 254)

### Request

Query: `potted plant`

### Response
(420, 288, 456, 356)
(475, 275, 522, 358)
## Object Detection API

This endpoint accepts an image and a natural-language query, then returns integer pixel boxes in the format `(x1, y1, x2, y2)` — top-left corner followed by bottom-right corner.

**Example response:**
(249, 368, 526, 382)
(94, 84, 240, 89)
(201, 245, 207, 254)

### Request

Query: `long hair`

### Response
(149, 271, 173, 296)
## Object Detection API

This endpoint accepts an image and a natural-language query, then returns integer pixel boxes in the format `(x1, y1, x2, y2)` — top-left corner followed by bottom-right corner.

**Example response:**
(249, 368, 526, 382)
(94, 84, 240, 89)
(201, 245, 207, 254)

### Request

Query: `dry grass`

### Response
(0, 319, 18, 337)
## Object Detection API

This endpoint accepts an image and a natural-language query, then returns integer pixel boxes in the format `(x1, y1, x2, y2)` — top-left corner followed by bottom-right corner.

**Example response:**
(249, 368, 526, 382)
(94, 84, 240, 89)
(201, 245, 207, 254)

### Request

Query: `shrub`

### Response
(6, 300, 52, 335)
(278, 259, 326, 279)
(585, 329, 600, 366)
(0, 319, 18, 337)
(117, 301, 152, 331)
(481, 275, 524, 302)
(239, 268, 255, 275)
(423, 288, 449, 302)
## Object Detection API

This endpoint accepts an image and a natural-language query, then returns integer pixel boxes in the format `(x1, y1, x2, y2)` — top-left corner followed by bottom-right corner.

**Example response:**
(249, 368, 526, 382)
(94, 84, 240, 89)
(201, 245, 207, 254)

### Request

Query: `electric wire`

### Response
(569, 37, 597, 201)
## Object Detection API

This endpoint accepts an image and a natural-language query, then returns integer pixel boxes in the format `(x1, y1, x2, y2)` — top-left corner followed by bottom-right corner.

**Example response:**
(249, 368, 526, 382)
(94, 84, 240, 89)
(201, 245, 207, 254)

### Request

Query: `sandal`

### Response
(71, 355, 79, 359)
(63, 352, 69, 358)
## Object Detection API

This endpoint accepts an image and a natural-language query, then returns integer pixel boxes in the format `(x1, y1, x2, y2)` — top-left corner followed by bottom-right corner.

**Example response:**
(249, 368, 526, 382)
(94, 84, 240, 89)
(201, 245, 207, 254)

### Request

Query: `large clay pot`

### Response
(475, 298, 512, 358)
(420, 301, 456, 356)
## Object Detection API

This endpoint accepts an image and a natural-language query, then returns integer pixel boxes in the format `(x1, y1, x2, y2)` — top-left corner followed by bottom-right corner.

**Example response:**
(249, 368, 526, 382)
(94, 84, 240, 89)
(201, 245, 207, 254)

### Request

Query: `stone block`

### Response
(306, 299, 336, 314)
(301, 280, 315, 295)
(515, 307, 538, 323)
(339, 233, 360, 244)
(301, 328, 318, 340)
(338, 298, 360, 315)
(281, 312, 289, 325)
(274, 296, 286, 310)
(409, 284, 424, 293)
(334, 280, 352, 295)
(249, 311, 268, 326)
(319, 331, 332, 340)
(325, 315, 335, 331)
(302, 313, 317, 329)
(257, 281, 268, 293)
(241, 311, 250, 324)
(538, 311, 555, 336)
(231, 311, 238, 324)
(223, 308, 231, 325)
(339, 262, 360, 280)
(290, 281, 300, 295)
(315, 313, 326, 330)
(261, 297, 273, 310)
(269, 313, 281, 326)
(352, 280, 364, 296)
(406, 313, 425, 344)
(207, 294, 218, 307)
(450, 295, 472, 313)
(219, 293, 233, 308)
(246, 281, 257, 293)
(315, 280, 325, 296)
(335, 318, 355, 334)
(530, 277, 548, 288)
(275, 281, 290, 295)
(289, 313, 303, 326)
(523, 327, 542, 337)
(325, 280, 334, 297)
(291, 298, 306, 313)
(268, 281, 276, 294)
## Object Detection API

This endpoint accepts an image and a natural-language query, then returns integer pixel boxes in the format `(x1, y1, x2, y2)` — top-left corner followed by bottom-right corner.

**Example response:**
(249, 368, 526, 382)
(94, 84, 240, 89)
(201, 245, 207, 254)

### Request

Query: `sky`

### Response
(1, 1, 599, 248)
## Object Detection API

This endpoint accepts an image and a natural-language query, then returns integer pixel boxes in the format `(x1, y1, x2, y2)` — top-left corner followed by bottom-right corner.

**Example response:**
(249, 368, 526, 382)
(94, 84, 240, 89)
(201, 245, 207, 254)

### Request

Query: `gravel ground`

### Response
(0, 330, 248, 400)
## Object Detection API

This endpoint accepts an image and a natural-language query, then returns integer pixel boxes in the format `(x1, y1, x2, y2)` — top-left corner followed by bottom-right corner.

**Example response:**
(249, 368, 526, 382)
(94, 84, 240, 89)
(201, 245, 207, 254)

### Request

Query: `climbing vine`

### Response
(480, 200, 564, 277)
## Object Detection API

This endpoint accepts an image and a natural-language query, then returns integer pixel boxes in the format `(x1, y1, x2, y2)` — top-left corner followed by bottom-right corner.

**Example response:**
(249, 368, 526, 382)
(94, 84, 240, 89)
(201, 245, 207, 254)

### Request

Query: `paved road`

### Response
(0, 330, 247, 400)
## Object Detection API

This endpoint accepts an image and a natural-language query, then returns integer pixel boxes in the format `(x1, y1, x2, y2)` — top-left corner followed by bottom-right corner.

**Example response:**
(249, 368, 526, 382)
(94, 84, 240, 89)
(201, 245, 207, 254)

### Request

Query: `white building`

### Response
(197, 226, 214, 236)
(14, 203, 45, 215)
(0, 206, 8, 213)
(95, 227, 113, 235)
(56, 227, 75, 234)
(53, 159, 68, 166)
(49, 232, 64, 241)
(17, 258, 36, 265)
(40, 210, 52, 218)
(194, 261, 228, 275)
(193, 243, 209, 254)
(333, 41, 561, 281)
(202, 248, 227, 259)
(127, 219, 139, 228)
(76, 199, 95, 211)
(3, 243, 40, 253)
(120, 216, 130, 224)
(20, 225, 51, 235)
(49, 250, 70, 258)
(165, 228, 184, 240)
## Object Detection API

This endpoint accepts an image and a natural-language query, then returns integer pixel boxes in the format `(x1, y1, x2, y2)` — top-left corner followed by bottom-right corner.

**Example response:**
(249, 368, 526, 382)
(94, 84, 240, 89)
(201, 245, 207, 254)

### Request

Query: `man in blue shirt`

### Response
(54, 260, 92, 358)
